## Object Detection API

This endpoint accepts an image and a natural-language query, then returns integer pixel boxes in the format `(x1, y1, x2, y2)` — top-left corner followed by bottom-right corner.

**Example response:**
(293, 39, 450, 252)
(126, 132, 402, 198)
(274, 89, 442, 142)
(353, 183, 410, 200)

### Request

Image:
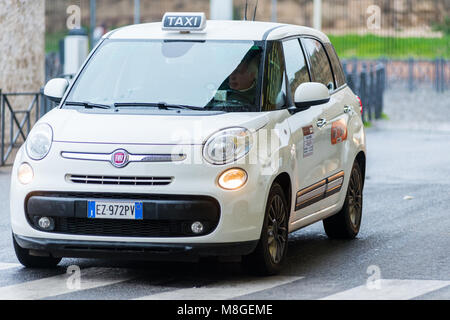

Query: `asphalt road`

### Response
(0, 90, 449, 300)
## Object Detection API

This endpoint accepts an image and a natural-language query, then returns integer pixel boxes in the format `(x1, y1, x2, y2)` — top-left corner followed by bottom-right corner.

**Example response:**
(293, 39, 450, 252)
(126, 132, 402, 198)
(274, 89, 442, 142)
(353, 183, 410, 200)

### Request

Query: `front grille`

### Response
(53, 217, 203, 237)
(67, 175, 173, 186)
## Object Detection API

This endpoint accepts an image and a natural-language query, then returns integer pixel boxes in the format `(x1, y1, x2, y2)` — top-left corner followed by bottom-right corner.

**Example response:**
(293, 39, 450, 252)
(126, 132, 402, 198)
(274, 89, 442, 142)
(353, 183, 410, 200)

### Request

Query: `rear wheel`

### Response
(243, 183, 289, 276)
(323, 161, 363, 239)
(13, 235, 61, 268)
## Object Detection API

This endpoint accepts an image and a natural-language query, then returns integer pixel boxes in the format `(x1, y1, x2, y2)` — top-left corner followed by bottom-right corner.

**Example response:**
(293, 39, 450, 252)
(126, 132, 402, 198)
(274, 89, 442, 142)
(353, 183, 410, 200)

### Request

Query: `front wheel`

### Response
(323, 161, 363, 239)
(13, 234, 61, 268)
(242, 183, 289, 276)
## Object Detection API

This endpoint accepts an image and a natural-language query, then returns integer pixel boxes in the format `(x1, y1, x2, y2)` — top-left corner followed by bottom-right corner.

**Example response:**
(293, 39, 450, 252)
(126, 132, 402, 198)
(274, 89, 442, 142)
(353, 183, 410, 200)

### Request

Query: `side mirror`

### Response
(43, 78, 69, 103)
(294, 82, 330, 109)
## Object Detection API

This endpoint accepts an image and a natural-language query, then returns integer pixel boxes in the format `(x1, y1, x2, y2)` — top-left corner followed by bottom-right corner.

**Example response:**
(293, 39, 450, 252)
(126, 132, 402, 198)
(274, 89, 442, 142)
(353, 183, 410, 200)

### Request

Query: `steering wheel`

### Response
(225, 89, 253, 105)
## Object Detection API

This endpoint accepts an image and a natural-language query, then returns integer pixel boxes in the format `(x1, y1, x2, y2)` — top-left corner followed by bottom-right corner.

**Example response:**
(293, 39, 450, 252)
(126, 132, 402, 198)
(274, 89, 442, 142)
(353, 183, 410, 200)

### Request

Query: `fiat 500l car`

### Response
(11, 13, 366, 275)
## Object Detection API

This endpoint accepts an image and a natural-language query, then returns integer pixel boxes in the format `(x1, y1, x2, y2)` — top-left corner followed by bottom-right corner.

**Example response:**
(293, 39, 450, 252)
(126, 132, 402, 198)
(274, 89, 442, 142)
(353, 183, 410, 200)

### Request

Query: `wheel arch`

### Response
(355, 151, 366, 188)
(272, 172, 292, 216)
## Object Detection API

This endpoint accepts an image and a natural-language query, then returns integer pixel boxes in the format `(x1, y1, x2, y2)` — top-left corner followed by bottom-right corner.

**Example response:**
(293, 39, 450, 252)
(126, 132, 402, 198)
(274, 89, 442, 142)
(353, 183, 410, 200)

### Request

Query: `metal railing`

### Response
(343, 61, 386, 123)
(343, 58, 449, 93)
(389, 58, 448, 92)
(0, 90, 41, 166)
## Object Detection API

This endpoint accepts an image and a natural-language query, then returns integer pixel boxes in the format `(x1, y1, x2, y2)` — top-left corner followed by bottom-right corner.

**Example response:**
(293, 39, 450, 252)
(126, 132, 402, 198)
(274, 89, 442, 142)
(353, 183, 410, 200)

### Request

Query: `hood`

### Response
(41, 109, 269, 145)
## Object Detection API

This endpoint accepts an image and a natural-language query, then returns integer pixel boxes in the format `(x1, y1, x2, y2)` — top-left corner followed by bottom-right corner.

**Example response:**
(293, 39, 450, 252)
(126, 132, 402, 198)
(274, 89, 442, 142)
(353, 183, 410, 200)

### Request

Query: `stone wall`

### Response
(45, 0, 448, 35)
(45, 0, 211, 33)
(0, 0, 45, 92)
(0, 0, 45, 163)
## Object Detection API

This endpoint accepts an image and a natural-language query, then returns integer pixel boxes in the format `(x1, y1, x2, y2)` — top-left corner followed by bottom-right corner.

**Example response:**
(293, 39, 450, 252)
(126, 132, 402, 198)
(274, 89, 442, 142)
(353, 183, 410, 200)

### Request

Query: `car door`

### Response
(282, 38, 329, 221)
(301, 37, 347, 210)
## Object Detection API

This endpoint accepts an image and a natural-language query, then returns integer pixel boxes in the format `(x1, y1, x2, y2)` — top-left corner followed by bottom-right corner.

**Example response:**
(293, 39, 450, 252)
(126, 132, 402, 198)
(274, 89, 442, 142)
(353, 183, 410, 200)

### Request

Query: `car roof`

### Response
(105, 20, 331, 43)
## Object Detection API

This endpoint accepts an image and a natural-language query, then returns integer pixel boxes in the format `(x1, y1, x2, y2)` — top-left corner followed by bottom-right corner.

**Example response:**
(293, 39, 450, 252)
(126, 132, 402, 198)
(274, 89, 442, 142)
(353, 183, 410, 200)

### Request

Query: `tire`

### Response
(13, 235, 61, 268)
(323, 161, 363, 239)
(242, 183, 289, 276)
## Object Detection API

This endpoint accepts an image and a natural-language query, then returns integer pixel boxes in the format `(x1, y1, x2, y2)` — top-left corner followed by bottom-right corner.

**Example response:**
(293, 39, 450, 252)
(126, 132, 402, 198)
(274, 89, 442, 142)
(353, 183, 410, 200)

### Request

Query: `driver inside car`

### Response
(229, 57, 258, 93)
(208, 49, 261, 107)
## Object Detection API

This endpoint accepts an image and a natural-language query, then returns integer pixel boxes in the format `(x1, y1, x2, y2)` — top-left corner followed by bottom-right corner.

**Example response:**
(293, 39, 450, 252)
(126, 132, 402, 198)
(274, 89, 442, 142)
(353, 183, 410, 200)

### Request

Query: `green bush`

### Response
(329, 34, 449, 59)
(433, 16, 450, 36)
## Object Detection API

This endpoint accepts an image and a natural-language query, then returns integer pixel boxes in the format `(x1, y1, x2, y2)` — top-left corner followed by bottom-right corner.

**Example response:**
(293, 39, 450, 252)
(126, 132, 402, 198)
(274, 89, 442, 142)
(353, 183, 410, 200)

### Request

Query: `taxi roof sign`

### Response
(162, 12, 207, 32)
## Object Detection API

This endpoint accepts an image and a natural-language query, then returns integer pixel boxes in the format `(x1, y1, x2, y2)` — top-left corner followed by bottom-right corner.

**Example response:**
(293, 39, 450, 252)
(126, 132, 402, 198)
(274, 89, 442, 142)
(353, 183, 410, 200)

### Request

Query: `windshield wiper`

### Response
(114, 102, 205, 111)
(65, 101, 112, 109)
(205, 105, 254, 112)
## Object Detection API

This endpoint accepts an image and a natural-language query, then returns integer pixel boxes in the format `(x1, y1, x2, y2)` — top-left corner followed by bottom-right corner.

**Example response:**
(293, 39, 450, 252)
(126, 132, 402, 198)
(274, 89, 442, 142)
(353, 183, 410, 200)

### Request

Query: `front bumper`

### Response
(14, 234, 258, 261)
(25, 191, 220, 237)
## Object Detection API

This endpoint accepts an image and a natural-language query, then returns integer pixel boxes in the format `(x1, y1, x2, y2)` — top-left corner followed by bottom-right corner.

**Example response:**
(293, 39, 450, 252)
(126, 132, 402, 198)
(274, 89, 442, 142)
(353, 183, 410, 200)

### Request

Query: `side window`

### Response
(262, 41, 287, 111)
(325, 43, 346, 87)
(282, 39, 310, 100)
(302, 38, 335, 91)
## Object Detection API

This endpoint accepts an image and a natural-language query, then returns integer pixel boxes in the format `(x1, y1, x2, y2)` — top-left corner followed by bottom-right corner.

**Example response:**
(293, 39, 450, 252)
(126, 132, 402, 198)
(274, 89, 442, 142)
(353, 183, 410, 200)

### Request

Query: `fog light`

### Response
(218, 168, 247, 190)
(191, 221, 204, 234)
(38, 217, 54, 231)
(18, 163, 34, 185)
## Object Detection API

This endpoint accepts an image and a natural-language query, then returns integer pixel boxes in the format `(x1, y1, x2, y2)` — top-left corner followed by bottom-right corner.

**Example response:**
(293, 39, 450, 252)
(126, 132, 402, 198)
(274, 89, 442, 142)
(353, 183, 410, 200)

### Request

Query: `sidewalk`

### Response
(0, 166, 11, 207)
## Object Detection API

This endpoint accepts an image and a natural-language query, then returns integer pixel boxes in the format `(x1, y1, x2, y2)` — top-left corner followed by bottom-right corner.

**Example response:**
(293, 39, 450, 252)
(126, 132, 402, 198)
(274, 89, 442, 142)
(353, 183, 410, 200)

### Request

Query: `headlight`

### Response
(203, 127, 253, 165)
(25, 123, 53, 160)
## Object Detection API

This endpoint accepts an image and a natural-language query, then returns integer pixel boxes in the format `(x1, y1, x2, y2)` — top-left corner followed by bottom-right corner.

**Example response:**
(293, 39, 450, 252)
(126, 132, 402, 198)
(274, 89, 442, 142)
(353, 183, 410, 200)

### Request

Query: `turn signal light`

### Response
(218, 168, 248, 190)
(18, 163, 34, 185)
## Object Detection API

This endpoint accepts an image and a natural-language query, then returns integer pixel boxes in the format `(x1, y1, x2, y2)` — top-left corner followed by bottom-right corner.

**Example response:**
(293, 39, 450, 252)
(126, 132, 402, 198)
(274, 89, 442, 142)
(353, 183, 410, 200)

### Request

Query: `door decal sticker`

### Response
(331, 119, 348, 145)
(302, 125, 314, 157)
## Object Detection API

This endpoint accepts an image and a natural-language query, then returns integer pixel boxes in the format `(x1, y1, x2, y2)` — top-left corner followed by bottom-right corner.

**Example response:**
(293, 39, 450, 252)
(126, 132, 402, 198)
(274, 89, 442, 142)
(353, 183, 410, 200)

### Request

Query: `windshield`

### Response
(65, 39, 264, 112)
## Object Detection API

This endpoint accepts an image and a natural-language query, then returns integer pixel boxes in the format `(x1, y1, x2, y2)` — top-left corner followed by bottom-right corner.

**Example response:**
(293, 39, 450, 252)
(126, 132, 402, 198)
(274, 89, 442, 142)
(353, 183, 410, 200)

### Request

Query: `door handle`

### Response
(316, 118, 327, 128)
(344, 105, 352, 113)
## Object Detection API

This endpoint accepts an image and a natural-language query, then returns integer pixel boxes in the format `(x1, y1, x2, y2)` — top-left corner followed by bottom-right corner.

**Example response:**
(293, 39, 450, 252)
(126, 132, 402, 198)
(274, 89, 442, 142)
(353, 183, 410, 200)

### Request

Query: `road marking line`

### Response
(0, 263, 21, 271)
(320, 279, 450, 300)
(0, 267, 135, 300)
(135, 276, 304, 300)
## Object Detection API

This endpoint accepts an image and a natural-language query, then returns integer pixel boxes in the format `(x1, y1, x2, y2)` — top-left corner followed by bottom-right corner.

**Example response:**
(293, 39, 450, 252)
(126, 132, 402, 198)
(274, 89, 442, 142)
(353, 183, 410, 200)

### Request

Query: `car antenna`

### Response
(244, 0, 248, 21)
(253, 0, 259, 21)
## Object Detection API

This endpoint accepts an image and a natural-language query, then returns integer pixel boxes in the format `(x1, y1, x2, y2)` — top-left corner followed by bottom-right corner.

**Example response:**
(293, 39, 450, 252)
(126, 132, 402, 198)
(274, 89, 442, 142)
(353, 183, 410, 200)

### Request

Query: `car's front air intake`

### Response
(67, 175, 173, 186)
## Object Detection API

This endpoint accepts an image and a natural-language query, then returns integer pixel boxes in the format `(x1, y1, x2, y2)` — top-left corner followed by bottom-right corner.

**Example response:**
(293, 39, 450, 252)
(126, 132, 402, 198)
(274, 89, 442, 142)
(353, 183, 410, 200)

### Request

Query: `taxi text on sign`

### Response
(162, 13, 207, 31)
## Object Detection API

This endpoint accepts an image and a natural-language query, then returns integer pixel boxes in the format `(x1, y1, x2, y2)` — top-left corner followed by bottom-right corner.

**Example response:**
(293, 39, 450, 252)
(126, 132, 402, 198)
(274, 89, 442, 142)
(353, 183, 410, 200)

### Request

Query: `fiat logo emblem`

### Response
(111, 149, 129, 168)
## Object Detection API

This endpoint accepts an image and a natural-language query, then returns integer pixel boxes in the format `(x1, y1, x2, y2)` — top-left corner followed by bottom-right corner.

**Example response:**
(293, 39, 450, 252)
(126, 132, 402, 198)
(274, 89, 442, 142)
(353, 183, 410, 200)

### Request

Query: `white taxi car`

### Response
(11, 13, 366, 275)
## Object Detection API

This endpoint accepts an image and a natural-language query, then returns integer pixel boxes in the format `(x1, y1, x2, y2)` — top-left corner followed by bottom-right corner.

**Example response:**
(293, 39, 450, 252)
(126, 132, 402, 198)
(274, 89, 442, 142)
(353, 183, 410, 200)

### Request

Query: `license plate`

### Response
(88, 201, 143, 220)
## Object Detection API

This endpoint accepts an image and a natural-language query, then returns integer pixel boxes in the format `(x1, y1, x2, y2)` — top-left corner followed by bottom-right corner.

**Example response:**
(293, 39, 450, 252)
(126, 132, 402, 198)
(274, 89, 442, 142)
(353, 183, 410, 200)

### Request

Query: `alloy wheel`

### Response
(267, 194, 288, 264)
(347, 167, 362, 229)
